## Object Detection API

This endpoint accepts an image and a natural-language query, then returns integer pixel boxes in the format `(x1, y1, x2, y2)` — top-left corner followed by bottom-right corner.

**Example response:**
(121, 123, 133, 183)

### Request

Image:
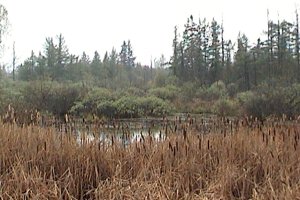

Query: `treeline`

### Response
(15, 12, 300, 92)
(171, 13, 300, 90)
(16, 36, 160, 89)
(1, 8, 300, 119)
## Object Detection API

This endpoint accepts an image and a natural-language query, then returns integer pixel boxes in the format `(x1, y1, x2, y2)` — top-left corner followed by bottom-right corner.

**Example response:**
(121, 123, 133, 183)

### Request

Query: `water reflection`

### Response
(76, 129, 166, 146)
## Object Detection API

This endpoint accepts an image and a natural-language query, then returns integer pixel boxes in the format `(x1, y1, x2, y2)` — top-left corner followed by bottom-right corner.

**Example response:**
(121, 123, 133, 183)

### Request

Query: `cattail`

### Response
(207, 139, 210, 150)
(198, 136, 202, 150)
(183, 128, 187, 141)
(185, 144, 188, 157)
(140, 132, 145, 142)
(169, 142, 173, 152)
(165, 124, 168, 136)
(64, 113, 69, 123)
(149, 135, 153, 146)
(111, 135, 114, 146)
(159, 130, 162, 141)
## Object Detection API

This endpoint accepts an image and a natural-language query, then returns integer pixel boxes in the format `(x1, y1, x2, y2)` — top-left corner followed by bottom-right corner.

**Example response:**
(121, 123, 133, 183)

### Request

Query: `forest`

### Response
(0, 6, 299, 120)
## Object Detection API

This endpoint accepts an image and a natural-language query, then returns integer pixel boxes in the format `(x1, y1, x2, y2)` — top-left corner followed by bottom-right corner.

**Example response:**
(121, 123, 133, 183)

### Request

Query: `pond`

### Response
(75, 129, 166, 146)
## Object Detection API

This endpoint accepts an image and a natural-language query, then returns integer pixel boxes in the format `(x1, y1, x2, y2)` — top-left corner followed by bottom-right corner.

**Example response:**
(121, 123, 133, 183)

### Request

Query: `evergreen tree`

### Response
(55, 34, 69, 80)
(235, 33, 250, 90)
(44, 37, 57, 79)
(91, 51, 101, 78)
(209, 19, 221, 83)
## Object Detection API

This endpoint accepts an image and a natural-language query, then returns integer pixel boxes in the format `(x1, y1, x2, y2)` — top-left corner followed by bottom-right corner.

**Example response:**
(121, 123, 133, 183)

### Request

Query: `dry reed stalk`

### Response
(0, 120, 300, 199)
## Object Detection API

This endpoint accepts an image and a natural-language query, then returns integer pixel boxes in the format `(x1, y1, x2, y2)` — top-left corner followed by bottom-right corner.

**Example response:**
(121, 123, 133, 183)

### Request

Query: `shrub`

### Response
(96, 101, 117, 118)
(138, 96, 172, 117)
(180, 82, 198, 102)
(114, 96, 139, 118)
(149, 85, 178, 101)
(71, 87, 113, 116)
(238, 84, 300, 118)
(227, 83, 238, 98)
(214, 98, 239, 116)
(0, 81, 25, 114)
(198, 80, 228, 101)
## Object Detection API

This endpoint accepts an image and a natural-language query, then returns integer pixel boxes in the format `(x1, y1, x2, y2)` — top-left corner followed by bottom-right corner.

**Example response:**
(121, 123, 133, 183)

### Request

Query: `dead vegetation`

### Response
(0, 116, 300, 199)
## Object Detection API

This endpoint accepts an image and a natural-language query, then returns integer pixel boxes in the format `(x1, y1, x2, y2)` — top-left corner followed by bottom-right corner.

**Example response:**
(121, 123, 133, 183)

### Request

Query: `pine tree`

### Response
(44, 37, 57, 77)
(127, 40, 136, 68)
(91, 51, 101, 78)
(119, 41, 128, 66)
(171, 26, 179, 77)
(235, 33, 250, 90)
(209, 19, 221, 83)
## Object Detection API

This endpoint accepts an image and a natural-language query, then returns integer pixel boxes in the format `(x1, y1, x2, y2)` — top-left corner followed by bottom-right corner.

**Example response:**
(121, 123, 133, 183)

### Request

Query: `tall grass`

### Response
(0, 120, 300, 199)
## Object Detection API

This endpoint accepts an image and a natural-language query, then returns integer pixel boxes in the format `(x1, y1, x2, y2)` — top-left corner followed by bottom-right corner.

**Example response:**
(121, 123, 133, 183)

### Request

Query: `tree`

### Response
(17, 51, 37, 81)
(80, 51, 90, 64)
(44, 37, 57, 79)
(127, 40, 135, 68)
(91, 51, 101, 78)
(119, 40, 135, 67)
(235, 33, 250, 90)
(119, 41, 127, 66)
(209, 19, 222, 83)
(36, 52, 46, 79)
(118, 40, 136, 86)
(56, 34, 69, 79)
(171, 26, 179, 77)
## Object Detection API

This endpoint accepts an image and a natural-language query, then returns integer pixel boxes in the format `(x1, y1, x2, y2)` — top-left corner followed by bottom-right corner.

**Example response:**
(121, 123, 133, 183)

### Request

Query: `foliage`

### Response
(0, 80, 25, 114)
(197, 80, 227, 101)
(70, 88, 113, 116)
(213, 98, 239, 116)
(138, 96, 172, 117)
(238, 84, 300, 118)
(149, 85, 178, 101)
(1, 7, 300, 118)
(20, 81, 83, 116)
(114, 96, 139, 118)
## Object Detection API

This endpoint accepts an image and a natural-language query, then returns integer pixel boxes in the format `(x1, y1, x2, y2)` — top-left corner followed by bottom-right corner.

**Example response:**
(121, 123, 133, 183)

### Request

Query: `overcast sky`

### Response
(0, 0, 299, 68)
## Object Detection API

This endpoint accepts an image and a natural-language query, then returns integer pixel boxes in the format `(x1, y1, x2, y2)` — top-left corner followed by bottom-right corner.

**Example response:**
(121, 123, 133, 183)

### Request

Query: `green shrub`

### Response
(0, 81, 25, 114)
(198, 80, 228, 101)
(71, 87, 113, 116)
(149, 85, 178, 101)
(96, 101, 117, 118)
(227, 83, 238, 98)
(238, 84, 300, 118)
(114, 96, 139, 118)
(180, 82, 198, 101)
(124, 87, 145, 97)
(214, 98, 239, 116)
(138, 96, 172, 117)
(236, 91, 255, 105)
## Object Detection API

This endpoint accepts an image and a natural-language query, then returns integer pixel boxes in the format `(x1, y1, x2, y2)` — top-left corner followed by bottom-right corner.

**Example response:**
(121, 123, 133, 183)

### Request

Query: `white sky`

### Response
(0, 0, 299, 68)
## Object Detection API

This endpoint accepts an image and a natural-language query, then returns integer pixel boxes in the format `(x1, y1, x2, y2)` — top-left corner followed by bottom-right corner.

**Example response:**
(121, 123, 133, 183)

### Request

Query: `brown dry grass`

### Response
(0, 121, 300, 199)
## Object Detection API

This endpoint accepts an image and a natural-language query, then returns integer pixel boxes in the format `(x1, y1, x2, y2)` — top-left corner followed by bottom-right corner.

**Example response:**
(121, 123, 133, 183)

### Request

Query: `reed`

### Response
(0, 119, 299, 199)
